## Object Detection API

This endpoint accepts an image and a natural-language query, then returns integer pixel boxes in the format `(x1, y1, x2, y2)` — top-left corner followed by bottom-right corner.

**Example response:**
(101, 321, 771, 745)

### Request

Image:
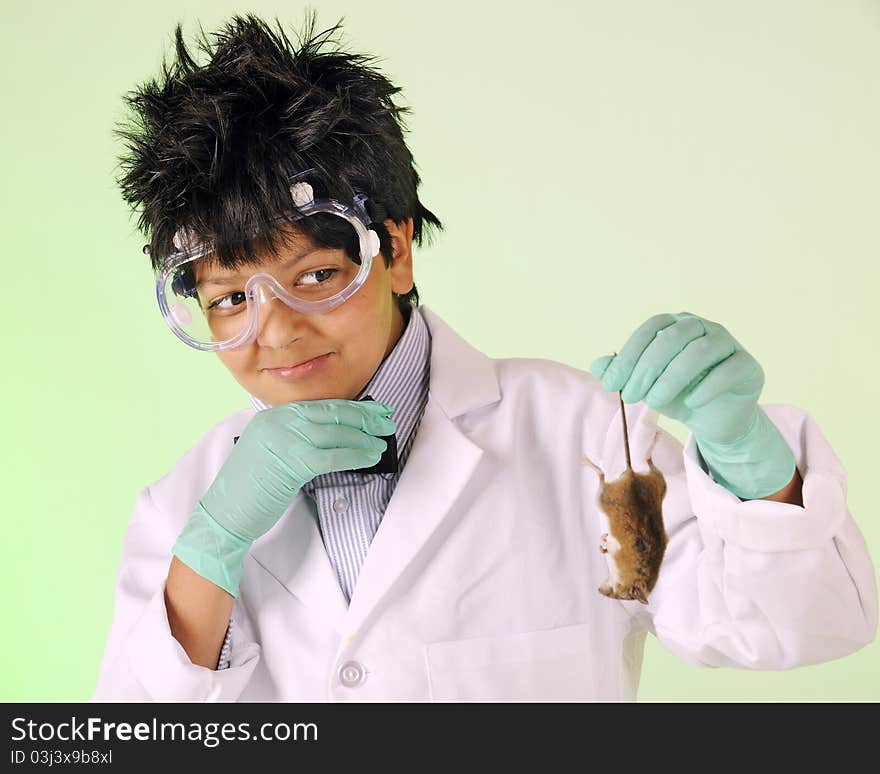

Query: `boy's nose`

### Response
(253, 286, 307, 348)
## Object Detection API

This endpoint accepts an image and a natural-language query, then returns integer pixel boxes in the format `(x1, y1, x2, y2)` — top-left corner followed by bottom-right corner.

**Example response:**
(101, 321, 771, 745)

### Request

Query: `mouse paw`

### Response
(579, 454, 605, 482)
(619, 581, 649, 605)
(599, 532, 609, 553)
(598, 581, 614, 597)
(646, 429, 661, 462)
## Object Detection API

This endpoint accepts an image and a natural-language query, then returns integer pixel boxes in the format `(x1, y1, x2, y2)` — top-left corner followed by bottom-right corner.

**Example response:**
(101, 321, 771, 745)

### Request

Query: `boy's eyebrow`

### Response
(197, 249, 317, 287)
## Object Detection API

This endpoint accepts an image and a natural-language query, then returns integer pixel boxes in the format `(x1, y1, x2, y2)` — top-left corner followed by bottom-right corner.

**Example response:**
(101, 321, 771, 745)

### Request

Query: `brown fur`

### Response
(580, 392, 668, 604)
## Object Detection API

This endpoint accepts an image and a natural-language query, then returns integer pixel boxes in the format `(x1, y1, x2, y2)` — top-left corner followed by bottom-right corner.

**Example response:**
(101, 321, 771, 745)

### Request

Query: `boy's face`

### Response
(215, 217, 415, 406)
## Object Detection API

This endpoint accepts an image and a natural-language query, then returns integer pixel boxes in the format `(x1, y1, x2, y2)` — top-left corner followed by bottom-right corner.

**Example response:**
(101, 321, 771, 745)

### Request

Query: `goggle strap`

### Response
(362, 197, 388, 225)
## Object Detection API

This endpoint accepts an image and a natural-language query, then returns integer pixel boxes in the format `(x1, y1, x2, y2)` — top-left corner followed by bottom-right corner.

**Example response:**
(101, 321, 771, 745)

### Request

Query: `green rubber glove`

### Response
(590, 312, 796, 500)
(172, 399, 397, 596)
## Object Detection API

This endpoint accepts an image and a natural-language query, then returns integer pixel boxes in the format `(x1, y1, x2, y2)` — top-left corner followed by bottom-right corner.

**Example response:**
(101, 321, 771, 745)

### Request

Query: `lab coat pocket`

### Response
(424, 623, 596, 701)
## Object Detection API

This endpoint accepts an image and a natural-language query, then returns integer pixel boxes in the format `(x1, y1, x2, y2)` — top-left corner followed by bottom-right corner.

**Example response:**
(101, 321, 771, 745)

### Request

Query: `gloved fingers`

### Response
(631, 325, 735, 407)
(282, 399, 394, 431)
(306, 446, 385, 476)
(683, 348, 764, 410)
(620, 315, 712, 403)
(590, 354, 614, 380)
(290, 422, 393, 452)
(591, 312, 679, 393)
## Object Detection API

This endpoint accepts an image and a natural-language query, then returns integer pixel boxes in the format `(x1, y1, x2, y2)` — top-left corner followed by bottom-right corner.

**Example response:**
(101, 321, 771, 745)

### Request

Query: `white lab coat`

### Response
(93, 305, 877, 701)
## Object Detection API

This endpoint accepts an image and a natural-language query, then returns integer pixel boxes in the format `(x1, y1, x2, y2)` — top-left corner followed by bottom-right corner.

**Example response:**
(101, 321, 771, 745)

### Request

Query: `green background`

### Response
(2, 0, 878, 701)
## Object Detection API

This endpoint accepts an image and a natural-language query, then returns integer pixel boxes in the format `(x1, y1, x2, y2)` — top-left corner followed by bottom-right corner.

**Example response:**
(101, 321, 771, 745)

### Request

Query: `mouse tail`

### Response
(619, 388, 633, 472)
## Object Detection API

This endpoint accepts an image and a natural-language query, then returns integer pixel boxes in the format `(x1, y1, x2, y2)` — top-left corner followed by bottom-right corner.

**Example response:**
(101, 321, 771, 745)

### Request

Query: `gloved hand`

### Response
(172, 399, 397, 596)
(590, 312, 796, 500)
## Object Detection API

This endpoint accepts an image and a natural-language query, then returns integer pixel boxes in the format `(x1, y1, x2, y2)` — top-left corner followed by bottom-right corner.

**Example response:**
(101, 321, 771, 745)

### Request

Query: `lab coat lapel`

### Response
(249, 495, 351, 635)
(251, 306, 500, 640)
(340, 306, 501, 634)
(340, 397, 483, 635)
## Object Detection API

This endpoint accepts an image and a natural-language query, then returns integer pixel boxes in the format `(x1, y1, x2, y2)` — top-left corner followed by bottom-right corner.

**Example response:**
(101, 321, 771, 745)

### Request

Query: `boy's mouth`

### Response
(263, 353, 332, 380)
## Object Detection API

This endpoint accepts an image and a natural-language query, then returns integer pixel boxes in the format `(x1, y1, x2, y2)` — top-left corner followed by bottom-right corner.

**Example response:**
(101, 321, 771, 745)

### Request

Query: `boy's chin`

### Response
(257, 385, 362, 405)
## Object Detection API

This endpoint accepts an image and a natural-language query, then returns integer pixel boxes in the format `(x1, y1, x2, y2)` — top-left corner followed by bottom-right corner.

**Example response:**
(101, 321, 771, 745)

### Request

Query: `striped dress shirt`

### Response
(216, 304, 432, 670)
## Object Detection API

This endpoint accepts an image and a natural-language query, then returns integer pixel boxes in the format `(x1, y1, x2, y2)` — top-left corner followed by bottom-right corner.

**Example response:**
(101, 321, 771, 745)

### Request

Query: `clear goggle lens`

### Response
(162, 239, 367, 349)
(155, 182, 381, 351)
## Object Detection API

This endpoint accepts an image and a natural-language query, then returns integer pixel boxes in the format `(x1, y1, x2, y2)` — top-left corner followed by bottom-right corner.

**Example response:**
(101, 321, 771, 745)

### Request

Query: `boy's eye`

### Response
(205, 267, 340, 310)
(208, 291, 246, 311)
(298, 268, 337, 285)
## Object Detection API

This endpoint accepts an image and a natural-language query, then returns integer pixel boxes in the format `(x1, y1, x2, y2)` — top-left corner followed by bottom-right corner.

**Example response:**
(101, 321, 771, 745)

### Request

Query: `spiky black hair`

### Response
(114, 11, 442, 312)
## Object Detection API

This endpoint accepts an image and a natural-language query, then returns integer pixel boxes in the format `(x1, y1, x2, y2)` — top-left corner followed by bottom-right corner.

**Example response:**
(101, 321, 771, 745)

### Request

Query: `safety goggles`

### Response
(152, 169, 381, 352)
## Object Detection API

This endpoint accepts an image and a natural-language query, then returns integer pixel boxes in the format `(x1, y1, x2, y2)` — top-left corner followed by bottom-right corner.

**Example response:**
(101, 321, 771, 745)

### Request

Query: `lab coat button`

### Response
(338, 660, 367, 687)
(332, 497, 349, 513)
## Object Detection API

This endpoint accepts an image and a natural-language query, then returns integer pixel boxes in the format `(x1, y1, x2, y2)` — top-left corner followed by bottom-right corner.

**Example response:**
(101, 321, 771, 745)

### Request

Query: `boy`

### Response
(93, 13, 876, 701)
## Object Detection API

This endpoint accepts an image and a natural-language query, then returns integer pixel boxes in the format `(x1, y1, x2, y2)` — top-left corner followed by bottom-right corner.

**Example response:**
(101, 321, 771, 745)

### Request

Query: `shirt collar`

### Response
(353, 304, 430, 451)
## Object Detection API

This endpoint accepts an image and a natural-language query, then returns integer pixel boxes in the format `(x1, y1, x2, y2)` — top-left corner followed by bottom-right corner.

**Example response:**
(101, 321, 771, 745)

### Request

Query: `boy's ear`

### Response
(383, 217, 414, 260)
(384, 217, 415, 295)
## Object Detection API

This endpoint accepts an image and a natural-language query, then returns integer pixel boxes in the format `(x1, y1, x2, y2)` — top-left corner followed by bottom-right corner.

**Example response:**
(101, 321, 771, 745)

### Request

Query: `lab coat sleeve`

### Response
(616, 401, 878, 669)
(92, 486, 261, 701)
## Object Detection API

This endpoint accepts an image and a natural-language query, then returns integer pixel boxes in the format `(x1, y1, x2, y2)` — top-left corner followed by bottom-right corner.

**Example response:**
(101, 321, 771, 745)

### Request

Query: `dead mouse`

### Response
(579, 389, 668, 604)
